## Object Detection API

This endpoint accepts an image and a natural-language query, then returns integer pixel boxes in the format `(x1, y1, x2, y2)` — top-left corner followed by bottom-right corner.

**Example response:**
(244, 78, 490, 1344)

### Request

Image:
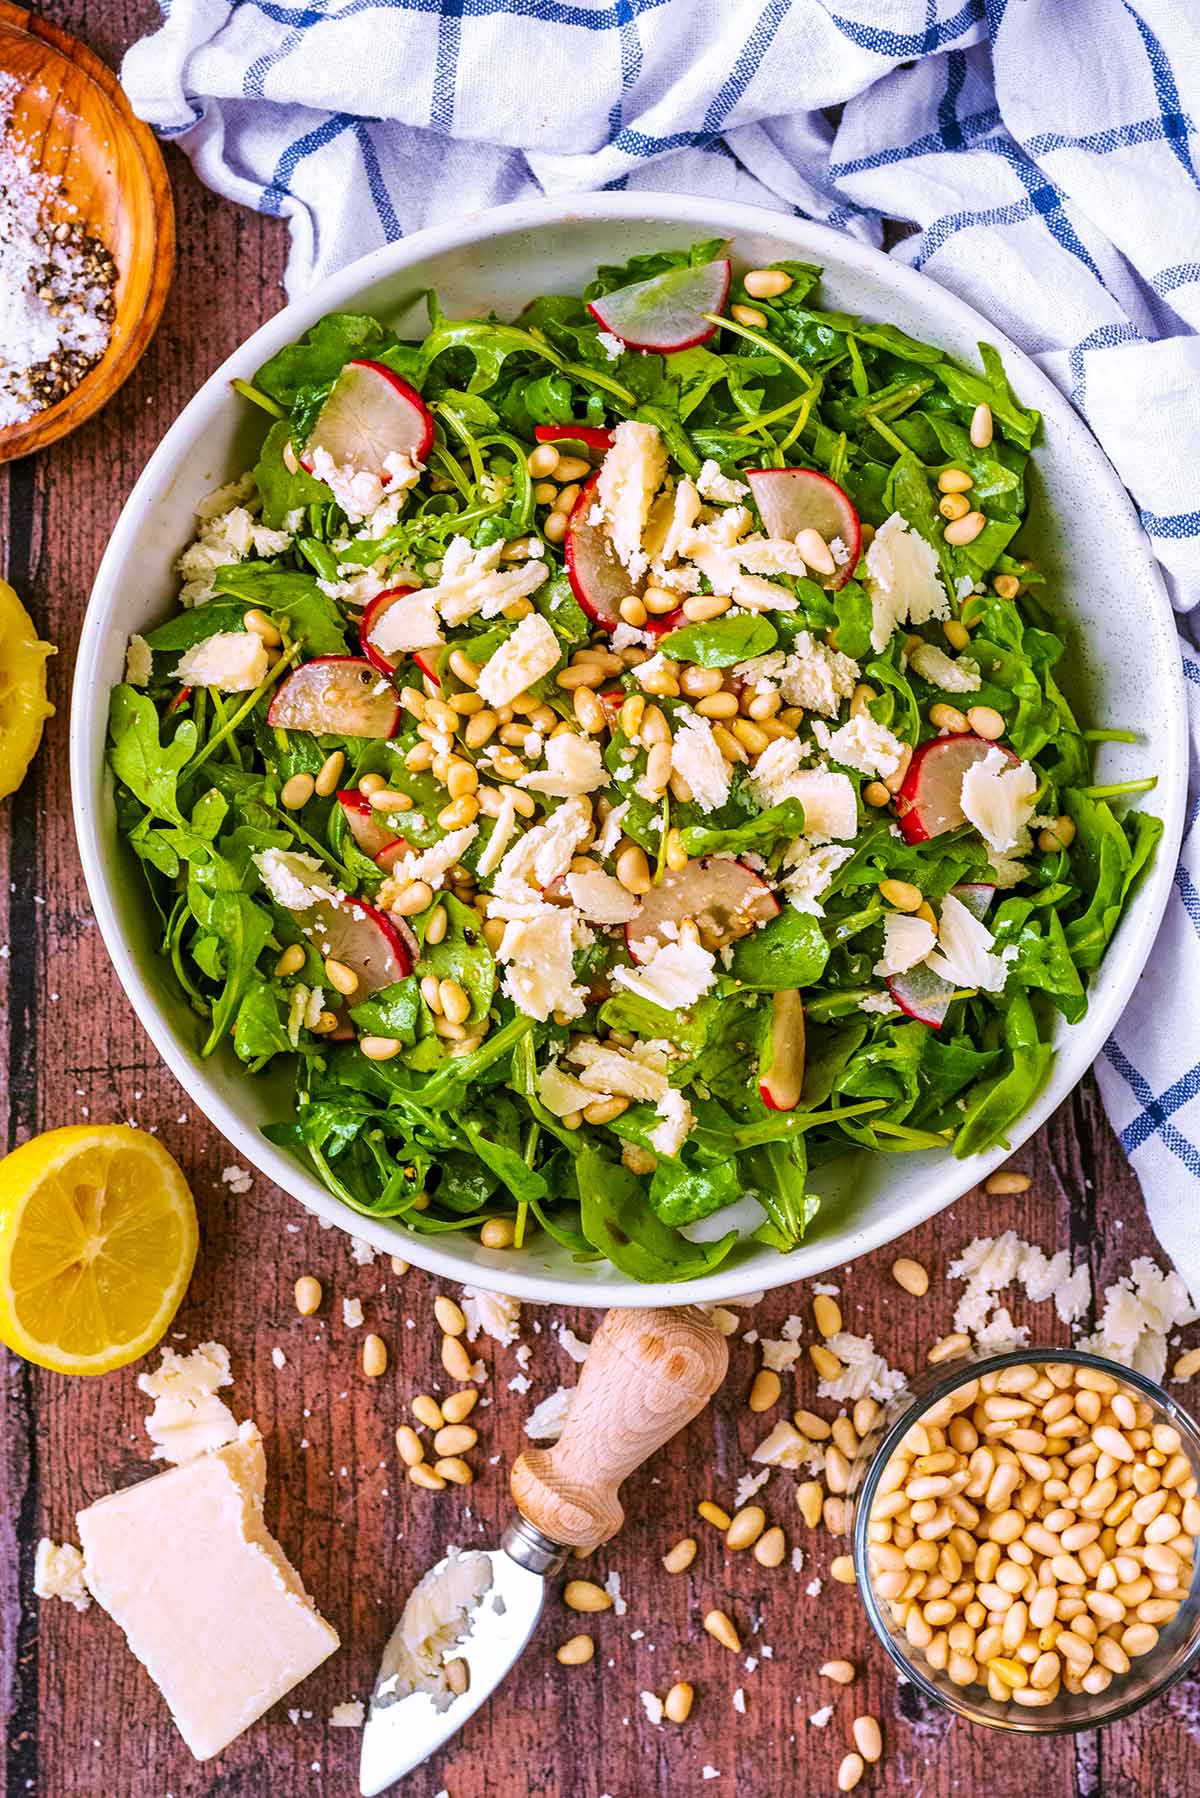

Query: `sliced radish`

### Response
(308, 893, 412, 996)
(534, 424, 614, 452)
(587, 259, 731, 354)
(886, 882, 994, 1028)
(337, 790, 408, 867)
(645, 605, 686, 638)
(564, 471, 638, 631)
(360, 586, 416, 676)
(746, 467, 861, 591)
(167, 685, 193, 714)
(626, 856, 779, 962)
(599, 686, 625, 720)
(303, 359, 434, 476)
(411, 650, 440, 686)
(759, 989, 806, 1111)
(268, 657, 402, 739)
(896, 736, 1018, 844)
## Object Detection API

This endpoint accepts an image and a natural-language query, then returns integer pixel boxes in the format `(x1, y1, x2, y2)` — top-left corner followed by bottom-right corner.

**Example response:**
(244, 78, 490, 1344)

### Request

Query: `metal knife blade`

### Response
(358, 1532, 552, 1796)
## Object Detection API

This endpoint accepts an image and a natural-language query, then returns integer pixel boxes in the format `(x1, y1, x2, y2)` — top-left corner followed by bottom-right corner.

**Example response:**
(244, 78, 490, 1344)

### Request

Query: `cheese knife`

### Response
(359, 1306, 728, 1794)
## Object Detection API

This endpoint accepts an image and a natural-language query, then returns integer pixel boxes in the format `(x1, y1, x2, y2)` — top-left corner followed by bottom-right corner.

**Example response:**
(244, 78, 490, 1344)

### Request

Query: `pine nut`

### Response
(944, 510, 987, 546)
(744, 267, 793, 299)
(754, 1526, 786, 1568)
(616, 842, 652, 895)
(797, 1482, 823, 1528)
(244, 607, 282, 644)
(434, 1424, 478, 1457)
(361, 1333, 387, 1377)
(695, 691, 739, 719)
(814, 1293, 843, 1338)
(528, 444, 560, 478)
(436, 1456, 473, 1485)
(1173, 1347, 1200, 1381)
(944, 618, 971, 650)
(985, 1170, 1031, 1194)
(879, 878, 922, 912)
(938, 467, 973, 493)
(852, 1715, 882, 1763)
(703, 1609, 741, 1652)
(294, 1274, 322, 1316)
(698, 1501, 731, 1530)
(939, 492, 971, 522)
(556, 1633, 595, 1665)
(731, 304, 767, 328)
(970, 402, 994, 448)
(830, 1555, 857, 1585)
(892, 1257, 929, 1296)
(439, 979, 471, 1025)
(565, 1580, 612, 1613)
(967, 704, 1006, 740)
(396, 1425, 424, 1466)
(863, 780, 891, 807)
(994, 573, 1021, 600)
(281, 771, 315, 810)
(442, 1335, 474, 1381)
(409, 1462, 446, 1490)
(749, 1369, 781, 1413)
(929, 701, 969, 733)
(823, 1661, 860, 1689)
(662, 1537, 697, 1574)
(838, 1751, 865, 1792)
(727, 1506, 766, 1551)
(434, 1295, 467, 1336)
(663, 1680, 694, 1723)
(810, 1344, 844, 1381)
(324, 956, 358, 997)
(391, 879, 434, 917)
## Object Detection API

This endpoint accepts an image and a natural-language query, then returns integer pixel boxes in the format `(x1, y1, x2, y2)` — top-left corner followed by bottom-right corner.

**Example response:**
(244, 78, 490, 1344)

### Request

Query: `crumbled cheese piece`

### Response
(377, 1550, 493, 1714)
(949, 1233, 1093, 1340)
(816, 1333, 907, 1404)
(696, 459, 749, 504)
(595, 800, 629, 858)
(759, 1337, 801, 1373)
(702, 1768, 721, 1781)
(611, 938, 717, 1012)
(177, 487, 292, 607)
(499, 904, 591, 1023)
(271, 1347, 286, 1370)
(476, 792, 519, 880)
(461, 1287, 521, 1347)
(34, 1539, 90, 1611)
(809, 1704, 834, 1727)
(604, 1571, 627, 1616)
(1077, 1257, 1197, 1381)
(781, 842, 854, 917)
(732, 1687, 746, 1714)
(329, 1700, 365, 1728)
(858, 992, 901, 1016)
(556, 1324, 591, 1364)
(384, 826, 479, 895)
(865, 512, 949, 651)
(774, 632, 860, 719)
(648, 1086, 695, 1158)
(308, 446, 421, 524)
(567, 1040, 669, 1102)
(814, 714, 907, 779)
(925, 892, 1009, 994)
(639, 1690, 664, 1726)
(349, 1235, 378, 1266)
(748, 744, 857, 842)
(670, 712, 731, 814)
(596, 330, 624, 361)
(138, 1342, 239, 1464)
(253, 848, 338, 912)
(517, 732, 609, 797)
(492, 796, 593, 900)
(221, 1164, 253, 1195)
(365, 590, 444, 656)
(476, 613, 561, 708)
(595, 421, 668, 581)
(734, 1466, 772, 1508)
(342, 1298, 364, 1329)
(124, 633, 152, 686)
(173, 631, 269, 692)
(874, 913, 936, 977)
(564, 869, 639, 925)
(524, 1385, 573, 1441)
(403, 536, 549, 629)
(908, 641, 981, 693)
(537, 1060, 598, 1118)
(959, 746, 1038, 854)
(751, 1419, 813, 1470)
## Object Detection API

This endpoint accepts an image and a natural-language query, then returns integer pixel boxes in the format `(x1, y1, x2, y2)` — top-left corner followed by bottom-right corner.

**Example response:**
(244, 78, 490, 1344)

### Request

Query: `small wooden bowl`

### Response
(0, 3, 174, 463)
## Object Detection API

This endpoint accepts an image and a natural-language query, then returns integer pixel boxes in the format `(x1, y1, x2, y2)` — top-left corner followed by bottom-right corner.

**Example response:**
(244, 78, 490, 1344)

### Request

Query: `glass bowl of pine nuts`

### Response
(849, 1346, 1200, 1731)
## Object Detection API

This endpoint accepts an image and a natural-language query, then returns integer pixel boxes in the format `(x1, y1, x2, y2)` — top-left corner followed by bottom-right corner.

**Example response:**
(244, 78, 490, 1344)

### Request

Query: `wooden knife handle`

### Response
(510, 1307, 728, 1550)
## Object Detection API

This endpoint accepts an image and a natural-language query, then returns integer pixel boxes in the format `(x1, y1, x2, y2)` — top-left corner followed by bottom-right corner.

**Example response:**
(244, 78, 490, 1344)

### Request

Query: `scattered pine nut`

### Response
(664, 1680, 694, 1723)
(731, 304, 767, 328)
(564, 1580, 612, 1614)
(937, 467, 973, 494)
(698, 1501, 731, 1531)
(891, 1257, 929, 1297)
(281, 772, 315, 810)
(830, 1555, 856, 1585)
(703, 1609, 741, 1653)
(294, 1274, 322, 1316)
(314, 748, 345, 797)
(726, 1506, 766, 1551)
(444, 1657, 469, 1695)
(1173, 1347, 1200, 1381)
(480, 1217, 516, 1249)
(970, 401, 994, 448)
(442, 1335, 474, 1382)
(796, 1482, 823, 1529)
(819, 1660, 856, 1685)
(985, 1169, 1031, 1194)
(360, 1036, 404, 1062)
(412, 1393, 444, 1431)
(662, 1537, 697, 1574)
(434, 1424, 478, 1456)
(275, 942, 306, 977)
(926, 1332, 971, 1364)
(993, 573, 1021, 600)
(852, 1715, 882, 1763)
(878, 877, 922, 912)
(810, 1344, 844, 1382)
(435, 1456, 473, 1485)
(838, 1751, 866, 1792)
(556, 1634, 595, 1665)
(441, 1388, 478, 1425)
(361, 1333, 387, 1378)
(409, 1463, 446, 1491)
(754, 1527, 786, 1568)
(395, 1425, 424, 1466)
(744, 268, 793, 300)
(794, 1409, 831, 1441)
(749, 1369, 781, 1412)
(944, 510, 987, 547)
(814, 1293, 843, 1338)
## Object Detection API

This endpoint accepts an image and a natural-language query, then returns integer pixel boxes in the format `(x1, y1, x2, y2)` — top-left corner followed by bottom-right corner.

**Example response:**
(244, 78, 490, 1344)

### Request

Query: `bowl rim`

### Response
(70, 190, 1188, 1306)
(850, 1344, 1200, 1731)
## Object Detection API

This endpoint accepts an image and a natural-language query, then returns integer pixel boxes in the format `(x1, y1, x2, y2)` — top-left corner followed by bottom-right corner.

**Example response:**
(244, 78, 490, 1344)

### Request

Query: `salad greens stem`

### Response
(232, 378, 286, 418)
(1081, 729, 1138, 744)
(188, 643, 301, 774)
(703, 312, 815, 388)
(1076, 778, 1157, 799)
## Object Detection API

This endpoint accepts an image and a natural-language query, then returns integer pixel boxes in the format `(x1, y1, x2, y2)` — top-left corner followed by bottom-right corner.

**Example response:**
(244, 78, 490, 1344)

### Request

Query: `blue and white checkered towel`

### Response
(122, 1, 1200, 1290)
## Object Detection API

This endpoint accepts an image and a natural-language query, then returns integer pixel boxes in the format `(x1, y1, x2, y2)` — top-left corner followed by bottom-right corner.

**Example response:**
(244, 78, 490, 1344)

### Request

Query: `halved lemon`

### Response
(0, 577, 55, 801)
(0, 1126, 198, 1374)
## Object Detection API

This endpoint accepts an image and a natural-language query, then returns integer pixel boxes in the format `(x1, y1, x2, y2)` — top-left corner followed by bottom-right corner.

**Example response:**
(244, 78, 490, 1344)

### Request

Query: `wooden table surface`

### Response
(1, 7, 1196, 1795)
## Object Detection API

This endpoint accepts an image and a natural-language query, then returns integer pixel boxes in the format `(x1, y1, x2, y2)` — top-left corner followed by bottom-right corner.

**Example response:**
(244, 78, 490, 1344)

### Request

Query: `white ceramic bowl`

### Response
(71, 193, 1186, 1307)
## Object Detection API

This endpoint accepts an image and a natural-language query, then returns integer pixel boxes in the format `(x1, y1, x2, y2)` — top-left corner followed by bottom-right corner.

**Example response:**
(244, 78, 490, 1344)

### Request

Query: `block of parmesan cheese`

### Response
(76, 1422, 338, 1760)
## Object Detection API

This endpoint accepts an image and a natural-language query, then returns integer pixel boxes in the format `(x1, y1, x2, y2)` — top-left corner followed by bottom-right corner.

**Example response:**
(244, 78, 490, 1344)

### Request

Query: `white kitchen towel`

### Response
(122, 2, 1200, 1288)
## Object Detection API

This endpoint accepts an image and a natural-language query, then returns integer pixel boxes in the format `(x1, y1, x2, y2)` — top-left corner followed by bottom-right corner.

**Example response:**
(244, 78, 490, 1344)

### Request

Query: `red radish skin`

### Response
(645, 605, 686, 638)
(307, 893, 412, 995)
(167, 685, 193, 713)
(337, 790, 408, 865)
(534, 424, 614, 452)
(885, 881, 995, 1028)
(412, 650, 440, 686)
(268, 657, 402, 739)
(759, 988, 806, 1111)
(586, 259, 731, 354)
(746, 467, 861, 592)
(302, 358, 434, 476)
(564, 471, 640, 631)
(360, 585, 416, 677)
(897, 735, 1018, 844)
(626, 856, 778, 962)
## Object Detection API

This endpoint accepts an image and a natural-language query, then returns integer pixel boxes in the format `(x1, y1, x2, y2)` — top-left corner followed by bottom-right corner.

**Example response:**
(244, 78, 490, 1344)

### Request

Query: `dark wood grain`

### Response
(2, 9, 1197, 1797)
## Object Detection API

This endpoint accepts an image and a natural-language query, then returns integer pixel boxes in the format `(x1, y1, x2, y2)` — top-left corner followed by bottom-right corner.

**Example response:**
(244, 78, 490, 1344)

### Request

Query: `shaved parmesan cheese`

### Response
(749, 744, 857, 842)
(696, 459, 749, 504)
(959, 746, 1038, 854)
(612, 939, 717, 1011)
(537, 1060, 597, 1118)
(34, 1539, 90, 1612)
(517, 733, 609, 797)
(568, 1040, 669, 1101)
(814, 715, 906, 779)
(595, 421, 668, 582)
(173, 631, 269, 692)
(925, 892, 1009, 994)
(865, 512, 949, 652)
(781, 842, 853, 916)
(378, 1549, 493, 1713)
(499, 904, 590, 1022)
(476, 793, 519, 879)
(386, 826, 478, 893)
(138, 1342, 239, 1464)
(476, 613, 561, 708)
(460, 1287, 521, 1346)
(649, 1086, 695, 1157)
(816, 1333, 906, 1404)
(775, 632, 859, 718)
(366, 590, 444, 656)
(492, 796, 592, 899)
(125, 633, 152, 686)
(565, 869, 640, 924)
(404, 536, 548, 629)
(525, 1385, 573, 1441)
(253, 849, 339, 911)
(874, 913, 936, 976)
(908, 641, 981, 693)
(670, 711, 731, 813)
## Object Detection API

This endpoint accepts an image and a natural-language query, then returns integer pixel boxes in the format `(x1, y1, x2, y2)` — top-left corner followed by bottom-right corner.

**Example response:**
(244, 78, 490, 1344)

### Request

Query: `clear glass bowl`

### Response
(848, 1344, 1200, 1732)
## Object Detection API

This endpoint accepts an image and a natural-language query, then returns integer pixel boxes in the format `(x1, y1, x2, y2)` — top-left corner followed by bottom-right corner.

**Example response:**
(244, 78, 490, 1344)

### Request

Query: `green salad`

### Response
(107, 239, 1159, 1282)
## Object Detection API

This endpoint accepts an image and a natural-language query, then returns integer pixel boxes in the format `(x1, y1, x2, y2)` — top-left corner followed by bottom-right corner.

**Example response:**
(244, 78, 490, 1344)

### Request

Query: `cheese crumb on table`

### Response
(220, 1165, 254, 1195)
(34, 1538, 90, 1612)
(342, 1297, 364, 1329)
(329, 1700, 366, 1728)
(461, 1287, 521, 1346)
(138, 1342, 239, 1465)
(524, 1385, 573, 1441)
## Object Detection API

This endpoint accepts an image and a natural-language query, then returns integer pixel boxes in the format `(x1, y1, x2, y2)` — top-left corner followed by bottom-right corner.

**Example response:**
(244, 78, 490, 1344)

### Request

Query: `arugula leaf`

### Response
(649, 1154, 743, 1226)
(108, 687, 197, 826)
(728, 909, 830, 990)
(680, 800, 806, 859)
(660, 614, 778, 667)
(255, 313, 401, 409)
(744, 1138, 819, 1251)
(143, 604, 249, 655)
(938, 343, 1040, 451)
(575, 1146, 738, 1281)
(349, 976, 421, 1044)
(210, 567, 349, 655)
(253, 421, 331, 529)
(585, 239, 727, 299)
